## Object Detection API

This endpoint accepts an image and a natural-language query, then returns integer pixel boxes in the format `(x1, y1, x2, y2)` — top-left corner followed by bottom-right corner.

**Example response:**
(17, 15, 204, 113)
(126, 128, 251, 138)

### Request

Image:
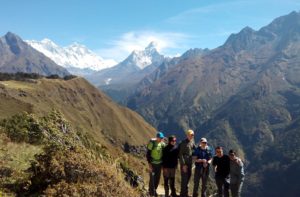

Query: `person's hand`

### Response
(148, 163, 153, 173)
(182, 165, 188, 173)
(203, 159, 208, 168)
(163, 168, 167, 174)
(234, 158, 243, 166)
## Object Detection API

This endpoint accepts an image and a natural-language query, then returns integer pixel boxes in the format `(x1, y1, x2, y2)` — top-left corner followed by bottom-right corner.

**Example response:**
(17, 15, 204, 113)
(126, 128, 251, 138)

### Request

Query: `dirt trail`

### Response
(155, 185, 216, 197)
(156, 185, 166, 196)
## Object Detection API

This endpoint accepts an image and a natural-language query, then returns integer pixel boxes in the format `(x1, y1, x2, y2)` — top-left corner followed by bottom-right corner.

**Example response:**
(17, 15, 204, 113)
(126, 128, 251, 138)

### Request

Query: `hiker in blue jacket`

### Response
(229, 149, 245, 197)
(192, 137, 212, 197)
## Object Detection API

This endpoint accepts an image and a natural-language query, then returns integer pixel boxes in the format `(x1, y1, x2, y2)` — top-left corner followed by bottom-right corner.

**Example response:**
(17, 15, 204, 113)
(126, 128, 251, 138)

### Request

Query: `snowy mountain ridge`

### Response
(26, 39, 117, 71)
(127, 41, 162, 69)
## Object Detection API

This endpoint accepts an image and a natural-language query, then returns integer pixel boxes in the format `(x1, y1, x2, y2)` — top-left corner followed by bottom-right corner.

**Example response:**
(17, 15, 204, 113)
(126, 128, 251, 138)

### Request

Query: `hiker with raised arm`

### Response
(146, 132, 166, 197)
(229, 149, 245, 197)
(178, 129, 196, 197)
(212, 146, 230, 197)
(162, 135, 179, 197)
(192, 138, 212, 197)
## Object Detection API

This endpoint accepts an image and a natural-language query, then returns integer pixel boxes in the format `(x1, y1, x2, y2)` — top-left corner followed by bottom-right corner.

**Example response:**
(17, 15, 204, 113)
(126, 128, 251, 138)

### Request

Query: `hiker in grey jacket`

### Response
(229, 150, 245, 197)
(178, 129, 195, 197)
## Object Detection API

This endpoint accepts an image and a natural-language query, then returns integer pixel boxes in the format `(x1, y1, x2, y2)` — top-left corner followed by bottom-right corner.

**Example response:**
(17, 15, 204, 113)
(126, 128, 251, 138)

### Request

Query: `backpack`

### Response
(146, 138, 165, 164)
(146, 138, 156, 163)
(147, 138, 157, 150)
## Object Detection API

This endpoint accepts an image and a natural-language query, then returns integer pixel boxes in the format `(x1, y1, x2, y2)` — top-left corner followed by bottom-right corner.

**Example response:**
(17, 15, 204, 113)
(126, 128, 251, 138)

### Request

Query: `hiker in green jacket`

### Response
(178, 129, 196, 197)
(146, 132, 166, 197)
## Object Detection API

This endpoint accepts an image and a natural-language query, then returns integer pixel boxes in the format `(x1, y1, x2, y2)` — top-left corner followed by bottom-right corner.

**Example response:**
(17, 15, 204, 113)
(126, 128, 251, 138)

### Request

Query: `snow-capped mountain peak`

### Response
(145, 41, 158, 52)
(41, 38, 56, 45)
(66, 43, 92, 55)
(126, 41, 163, 69)
(26, 39, 117, 71)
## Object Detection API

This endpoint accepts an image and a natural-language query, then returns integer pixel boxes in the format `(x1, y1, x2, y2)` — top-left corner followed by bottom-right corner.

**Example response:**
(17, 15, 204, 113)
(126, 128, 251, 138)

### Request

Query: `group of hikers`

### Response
(146, 129, 245, 197)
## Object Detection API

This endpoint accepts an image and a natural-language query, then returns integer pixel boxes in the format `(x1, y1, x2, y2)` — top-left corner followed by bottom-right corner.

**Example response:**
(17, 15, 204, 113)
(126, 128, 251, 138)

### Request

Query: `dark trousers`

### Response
(215, 176, 229, 197)
(149, 163, 162, 196)
(230, 181, 243, 197)
(163, 168, 177, 197)
(180, 164, 192, 197)
(193, 166, 209, 197)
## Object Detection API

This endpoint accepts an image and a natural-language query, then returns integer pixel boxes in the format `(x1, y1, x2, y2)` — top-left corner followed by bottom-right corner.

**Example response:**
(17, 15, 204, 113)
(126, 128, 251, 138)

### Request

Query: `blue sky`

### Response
(0, 0, 299, 62)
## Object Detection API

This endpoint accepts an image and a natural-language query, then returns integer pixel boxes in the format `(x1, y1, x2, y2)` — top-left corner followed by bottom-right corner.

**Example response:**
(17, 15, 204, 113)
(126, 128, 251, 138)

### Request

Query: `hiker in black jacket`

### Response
(162, 135, 179, 197)
(212, 146, 230, 197)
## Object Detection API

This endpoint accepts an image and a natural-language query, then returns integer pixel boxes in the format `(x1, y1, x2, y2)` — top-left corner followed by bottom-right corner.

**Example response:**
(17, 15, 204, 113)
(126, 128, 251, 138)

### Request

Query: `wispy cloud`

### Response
(96, 31, 190, 62)
(166, 0, 299, 26)
(165, 0, 251, 25)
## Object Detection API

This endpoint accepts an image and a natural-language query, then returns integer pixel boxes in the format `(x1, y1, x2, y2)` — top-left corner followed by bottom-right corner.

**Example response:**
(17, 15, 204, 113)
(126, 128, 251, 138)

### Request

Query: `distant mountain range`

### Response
(26, 39, 170, 99)
(26, 39, 117, 75)
(126, 11, 300, 196)
(0, 32, 69, 77)
(86, 42, 166, 102)
(88, 42, 165, 85)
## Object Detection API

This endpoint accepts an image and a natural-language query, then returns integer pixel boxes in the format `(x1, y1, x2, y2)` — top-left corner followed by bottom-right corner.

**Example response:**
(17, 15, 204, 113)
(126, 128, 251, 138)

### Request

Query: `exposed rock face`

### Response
(0, 32, 69, 77)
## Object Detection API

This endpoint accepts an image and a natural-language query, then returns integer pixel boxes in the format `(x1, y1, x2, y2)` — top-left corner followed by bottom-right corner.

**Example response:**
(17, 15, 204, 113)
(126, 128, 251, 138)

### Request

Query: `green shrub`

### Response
(0, 113, 43, 144)
(1, 111, 143, 197)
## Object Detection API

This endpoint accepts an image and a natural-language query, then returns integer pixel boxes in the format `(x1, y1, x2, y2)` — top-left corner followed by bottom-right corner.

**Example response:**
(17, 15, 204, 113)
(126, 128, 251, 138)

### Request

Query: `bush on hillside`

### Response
(63, 75, 77, 80)
(0, 72, 77, 81)
(0, 72, 42, 81)
(0, 111, 142, 196)
(0, 113, 43, 144)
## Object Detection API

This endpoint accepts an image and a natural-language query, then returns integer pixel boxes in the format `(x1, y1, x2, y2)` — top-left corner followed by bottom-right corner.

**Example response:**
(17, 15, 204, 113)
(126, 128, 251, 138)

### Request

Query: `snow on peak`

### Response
(128, 41, 162, 69)
(145, 41, 158, 52)
(41, 38, 56, 45)
(105, 78, 112, 85)
(26, 39, 117, 71)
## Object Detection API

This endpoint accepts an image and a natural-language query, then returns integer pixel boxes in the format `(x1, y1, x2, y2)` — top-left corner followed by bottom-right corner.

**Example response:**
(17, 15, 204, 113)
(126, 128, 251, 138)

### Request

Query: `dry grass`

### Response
(0, 77, 156, 147)
(0, 78, 156, 196)
(0, 81, 35, 90)
(0, 132, 41, 174)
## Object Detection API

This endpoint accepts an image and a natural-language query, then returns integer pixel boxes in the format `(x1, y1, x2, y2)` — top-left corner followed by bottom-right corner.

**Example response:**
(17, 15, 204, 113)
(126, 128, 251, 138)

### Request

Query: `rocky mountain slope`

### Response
(126, 11, 300, 196)
(0, 32, 69, 77)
